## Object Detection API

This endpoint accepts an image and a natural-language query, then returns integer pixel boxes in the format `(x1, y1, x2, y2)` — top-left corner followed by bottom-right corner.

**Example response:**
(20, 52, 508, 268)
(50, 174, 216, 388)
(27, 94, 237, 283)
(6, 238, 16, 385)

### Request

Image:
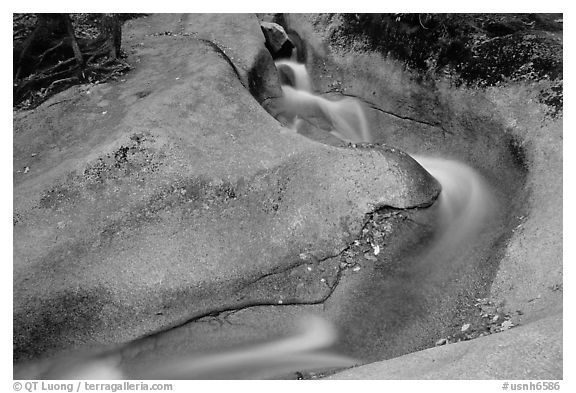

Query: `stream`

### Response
(19, 53, 507, 381)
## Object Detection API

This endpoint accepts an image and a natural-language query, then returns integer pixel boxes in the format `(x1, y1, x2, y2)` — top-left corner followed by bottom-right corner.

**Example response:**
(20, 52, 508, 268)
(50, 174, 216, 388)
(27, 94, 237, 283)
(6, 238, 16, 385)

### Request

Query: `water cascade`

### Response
(276, 60, 371, 143)
(32, 316, 354, 379)
(21, 53, 499, 382)
(275, 60, 497, 263)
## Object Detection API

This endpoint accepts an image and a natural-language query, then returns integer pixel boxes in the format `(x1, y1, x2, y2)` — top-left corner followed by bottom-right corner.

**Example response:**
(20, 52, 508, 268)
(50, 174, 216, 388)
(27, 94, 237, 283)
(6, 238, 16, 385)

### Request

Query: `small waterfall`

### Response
(275, 59, 496, 269)
(276, 60, 312, 92)
(412, 155, 496, 257)
(276, 61, 371, 143)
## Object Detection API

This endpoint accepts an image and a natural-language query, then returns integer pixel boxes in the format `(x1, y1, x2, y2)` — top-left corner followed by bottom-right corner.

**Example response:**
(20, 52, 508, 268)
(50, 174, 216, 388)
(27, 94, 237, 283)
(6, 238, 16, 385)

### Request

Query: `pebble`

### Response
(501, 320, 514, 330)
(435, 338, 447, 346)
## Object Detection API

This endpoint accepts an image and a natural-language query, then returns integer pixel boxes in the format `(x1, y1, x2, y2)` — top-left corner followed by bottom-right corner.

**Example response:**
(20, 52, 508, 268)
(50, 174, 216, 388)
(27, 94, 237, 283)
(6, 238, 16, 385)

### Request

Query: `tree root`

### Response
(37, 39, 65, 66)
(47, 76, 79, 91)
(14, 14, 131, 109)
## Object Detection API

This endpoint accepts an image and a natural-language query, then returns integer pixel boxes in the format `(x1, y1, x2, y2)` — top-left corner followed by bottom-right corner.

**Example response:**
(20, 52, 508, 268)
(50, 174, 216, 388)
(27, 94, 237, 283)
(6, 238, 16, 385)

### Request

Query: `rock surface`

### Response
(260, 21, 294, 58)
(13, 14, 439, 364)
(329, 312, 562, 379)
(281, 13, 562, 380)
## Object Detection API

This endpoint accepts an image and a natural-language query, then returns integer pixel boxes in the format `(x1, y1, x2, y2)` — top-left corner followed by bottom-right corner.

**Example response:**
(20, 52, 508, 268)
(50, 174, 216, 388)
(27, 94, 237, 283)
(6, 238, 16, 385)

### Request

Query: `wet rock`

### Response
(329, 313, 561, 379)
(260, 21, 294, 58)
(13, 14, 440, 366)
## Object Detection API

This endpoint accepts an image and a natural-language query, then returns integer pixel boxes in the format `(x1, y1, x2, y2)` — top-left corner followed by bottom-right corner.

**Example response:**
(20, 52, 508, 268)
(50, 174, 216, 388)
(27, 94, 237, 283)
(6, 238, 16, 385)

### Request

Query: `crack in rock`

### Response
(322, 90, 451, 137)
(130, 203, 428, 346)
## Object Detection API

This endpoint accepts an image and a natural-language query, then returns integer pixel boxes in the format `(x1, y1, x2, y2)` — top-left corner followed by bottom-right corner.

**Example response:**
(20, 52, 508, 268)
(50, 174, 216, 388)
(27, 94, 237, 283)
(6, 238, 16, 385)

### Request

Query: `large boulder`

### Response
(260, 21, 294, 58)
(13, 13, 439, 366)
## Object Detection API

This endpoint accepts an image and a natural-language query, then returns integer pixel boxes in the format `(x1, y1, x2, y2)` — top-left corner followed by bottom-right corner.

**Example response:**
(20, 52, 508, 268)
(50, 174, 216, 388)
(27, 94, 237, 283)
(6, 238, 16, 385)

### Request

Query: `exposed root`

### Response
(37, 39, 65, 66)
(13, 15, 132, 110)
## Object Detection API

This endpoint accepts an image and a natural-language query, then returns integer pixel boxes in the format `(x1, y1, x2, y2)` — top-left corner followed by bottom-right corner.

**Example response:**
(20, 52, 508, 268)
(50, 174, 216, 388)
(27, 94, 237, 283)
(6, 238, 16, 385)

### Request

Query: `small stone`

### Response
(23, 167, 30, 174)
(278, 299, 283, 304)
(307, 266, 312, 271)
(373, 244, 380, 255)
(435, 338, 447, 346)
(320, 278, 326, 283)
(461, 323, 471, 332)
(30, 153, 37, 157)
(501, 320, 514, 330)
(352, 266, 361, 272)
(492, 315, 499, 322)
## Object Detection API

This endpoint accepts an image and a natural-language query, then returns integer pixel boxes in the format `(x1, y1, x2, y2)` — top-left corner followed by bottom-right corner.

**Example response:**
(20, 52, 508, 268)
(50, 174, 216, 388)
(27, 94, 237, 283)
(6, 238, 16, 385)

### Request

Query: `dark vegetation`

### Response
(14, 13, 563, 117)
(326, 13, 563, 116)
(13, 13, 142, 109)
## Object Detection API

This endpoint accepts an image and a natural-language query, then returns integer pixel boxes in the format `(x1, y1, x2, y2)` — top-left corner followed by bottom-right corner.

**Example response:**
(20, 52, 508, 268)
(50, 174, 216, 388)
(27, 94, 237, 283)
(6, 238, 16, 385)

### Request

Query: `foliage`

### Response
(13, 13, 143, 110)
(328, 13, 562, 116)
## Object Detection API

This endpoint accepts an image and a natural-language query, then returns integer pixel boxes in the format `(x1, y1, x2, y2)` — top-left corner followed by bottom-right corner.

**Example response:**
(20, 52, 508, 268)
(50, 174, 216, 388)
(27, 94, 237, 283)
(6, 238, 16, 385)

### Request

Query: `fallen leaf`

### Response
(501, 320, 514, 330)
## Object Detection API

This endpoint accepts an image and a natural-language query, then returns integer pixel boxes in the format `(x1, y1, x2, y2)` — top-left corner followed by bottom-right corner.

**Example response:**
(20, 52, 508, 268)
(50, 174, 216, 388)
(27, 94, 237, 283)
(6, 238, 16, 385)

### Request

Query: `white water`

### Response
(412, 155, 496, 257)
(276, 60, 496, 270)
(276, 60, 371, 143)
(141, 316, 355, 379)
(27, 316, 354, 379)
(276, 60, 313, 92)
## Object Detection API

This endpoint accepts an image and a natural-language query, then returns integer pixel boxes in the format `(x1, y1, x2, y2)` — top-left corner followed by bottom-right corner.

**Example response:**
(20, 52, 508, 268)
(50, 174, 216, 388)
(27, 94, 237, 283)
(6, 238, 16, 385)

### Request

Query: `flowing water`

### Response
(276, 60, 497, 256)
(274, 60, 500, 361)
(21, 57, 500, 381)
(28, 316, 354, 379)
(276, 60, 371, 143)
